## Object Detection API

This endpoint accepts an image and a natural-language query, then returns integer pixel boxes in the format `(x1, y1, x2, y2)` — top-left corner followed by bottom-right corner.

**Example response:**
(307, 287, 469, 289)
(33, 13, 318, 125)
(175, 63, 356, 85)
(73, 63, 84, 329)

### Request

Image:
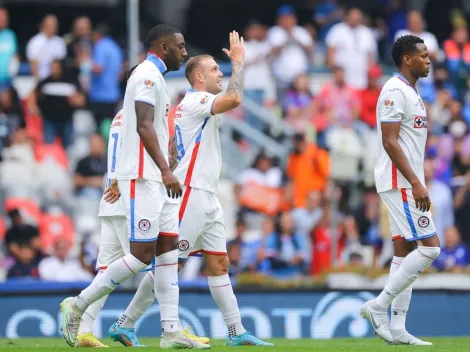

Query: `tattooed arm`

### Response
(212, 31, 245, 114)
(169, 135, 178, 171)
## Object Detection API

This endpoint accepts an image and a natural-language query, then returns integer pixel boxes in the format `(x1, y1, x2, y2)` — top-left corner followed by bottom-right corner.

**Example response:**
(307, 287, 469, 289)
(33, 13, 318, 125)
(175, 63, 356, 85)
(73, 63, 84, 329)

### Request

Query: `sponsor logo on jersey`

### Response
(200, 95, 209, 104)
(144, 80, 155, 87)
(384, 99, 394, 107)
(414, 115, 428, 128)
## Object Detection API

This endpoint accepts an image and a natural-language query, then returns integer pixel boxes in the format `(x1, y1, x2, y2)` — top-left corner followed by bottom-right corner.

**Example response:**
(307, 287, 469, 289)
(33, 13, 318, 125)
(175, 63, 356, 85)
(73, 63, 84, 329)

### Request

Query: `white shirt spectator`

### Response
(244, 40, 272, 91)
(26, 32, 66, 79)
(428, 179, 454, 247)
(394, 29, 439, 84)
(326, 23, 377, 89)
(267, 26, 312, 84)
(236, 167, 282, 188)
(38, 256, 93, 282)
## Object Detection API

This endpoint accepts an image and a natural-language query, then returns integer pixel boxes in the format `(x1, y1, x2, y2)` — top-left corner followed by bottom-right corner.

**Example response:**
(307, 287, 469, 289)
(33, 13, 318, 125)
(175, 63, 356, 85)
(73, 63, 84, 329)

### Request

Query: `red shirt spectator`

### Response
(358, 65, 382, 128)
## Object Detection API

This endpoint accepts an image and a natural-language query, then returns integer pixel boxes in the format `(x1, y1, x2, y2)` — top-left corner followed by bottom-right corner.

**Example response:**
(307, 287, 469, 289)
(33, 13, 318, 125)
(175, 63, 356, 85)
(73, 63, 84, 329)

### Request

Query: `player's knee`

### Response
(130, 243, 155, 265)
(418, 246, 441, 260)
(207, 255, 229, 276)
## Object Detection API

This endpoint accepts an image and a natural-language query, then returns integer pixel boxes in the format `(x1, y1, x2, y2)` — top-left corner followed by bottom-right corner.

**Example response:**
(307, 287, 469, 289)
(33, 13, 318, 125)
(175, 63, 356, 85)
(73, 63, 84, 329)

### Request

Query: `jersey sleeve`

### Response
(378, 88, 406, 123)
(188, 92, 218, 119)
(133, 70, 160, 107)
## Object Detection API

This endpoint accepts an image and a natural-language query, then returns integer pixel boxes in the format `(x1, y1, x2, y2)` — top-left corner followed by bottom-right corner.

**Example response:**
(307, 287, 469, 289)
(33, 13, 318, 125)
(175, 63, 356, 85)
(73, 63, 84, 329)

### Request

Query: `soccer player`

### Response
(60, 24, 202, 349)
(361, 35, 440, 345)
(110, 31, 273, 347)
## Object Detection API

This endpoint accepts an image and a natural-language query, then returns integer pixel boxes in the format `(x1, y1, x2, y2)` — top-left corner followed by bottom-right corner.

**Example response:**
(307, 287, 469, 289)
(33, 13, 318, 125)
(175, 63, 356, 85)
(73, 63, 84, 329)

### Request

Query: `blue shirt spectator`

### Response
(433, 226, 470, 272)
(314, 0, 341, 42)
(90, 25, 123, 103)
(0, 8, 17, 89)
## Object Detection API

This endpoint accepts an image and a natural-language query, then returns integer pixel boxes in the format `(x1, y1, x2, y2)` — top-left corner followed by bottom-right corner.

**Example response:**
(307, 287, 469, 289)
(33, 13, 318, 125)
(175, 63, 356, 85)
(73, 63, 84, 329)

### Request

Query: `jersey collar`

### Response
(392, 72, 418, 94)
(146, 51, 167, 74)
(187, 88, 197, 93)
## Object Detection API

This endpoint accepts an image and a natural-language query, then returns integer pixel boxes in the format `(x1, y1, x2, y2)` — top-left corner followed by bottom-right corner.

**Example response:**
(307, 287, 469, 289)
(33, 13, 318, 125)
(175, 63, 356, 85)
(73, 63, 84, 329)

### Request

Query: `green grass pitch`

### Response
(0, 337, 469, 351)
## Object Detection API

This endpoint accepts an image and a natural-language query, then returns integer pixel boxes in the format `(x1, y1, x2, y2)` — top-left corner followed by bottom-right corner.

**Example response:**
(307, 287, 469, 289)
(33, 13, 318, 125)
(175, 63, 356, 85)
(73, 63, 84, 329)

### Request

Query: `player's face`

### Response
(410, 43, 431, 78)
(201, 58, 223, 94)
(165, 33, 188, 71)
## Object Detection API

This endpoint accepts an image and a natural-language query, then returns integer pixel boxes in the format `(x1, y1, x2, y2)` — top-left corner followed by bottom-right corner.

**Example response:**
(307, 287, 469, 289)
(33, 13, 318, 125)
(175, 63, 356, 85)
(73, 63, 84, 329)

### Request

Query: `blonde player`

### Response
(360, 35, 440, 345)
(113, 31, 273, 347)
(60, 25, 210, 350)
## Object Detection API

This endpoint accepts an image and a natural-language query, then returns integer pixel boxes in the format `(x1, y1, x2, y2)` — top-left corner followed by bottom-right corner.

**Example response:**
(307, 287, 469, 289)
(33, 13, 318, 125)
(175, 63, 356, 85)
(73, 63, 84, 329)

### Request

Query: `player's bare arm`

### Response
(211, 31, 245, 114)
(135, 101, 182, 198)
(381, 122, 430, 212)
(168, 136, 178, 171)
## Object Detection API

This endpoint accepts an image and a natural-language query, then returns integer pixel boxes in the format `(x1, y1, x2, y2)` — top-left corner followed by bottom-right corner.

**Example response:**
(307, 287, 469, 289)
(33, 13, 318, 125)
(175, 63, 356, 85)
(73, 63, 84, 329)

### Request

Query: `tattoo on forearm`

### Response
(226, 61, 244, 99)
(169, 136, 178, 171)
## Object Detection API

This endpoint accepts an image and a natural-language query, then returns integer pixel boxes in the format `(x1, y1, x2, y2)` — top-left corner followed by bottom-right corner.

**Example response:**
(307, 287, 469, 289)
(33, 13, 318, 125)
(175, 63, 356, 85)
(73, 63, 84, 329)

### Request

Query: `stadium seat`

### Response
(35, 143, 69, 170)
(4, 197, 42, 225)
(39, 212, 75, 253)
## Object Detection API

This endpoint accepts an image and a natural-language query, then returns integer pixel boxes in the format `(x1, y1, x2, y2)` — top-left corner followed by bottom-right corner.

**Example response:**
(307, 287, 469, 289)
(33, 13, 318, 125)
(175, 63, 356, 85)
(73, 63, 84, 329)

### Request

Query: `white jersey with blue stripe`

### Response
(98, 110, 126, 217)
(375, 73, 428, 193)
(173, 89, 220, 193)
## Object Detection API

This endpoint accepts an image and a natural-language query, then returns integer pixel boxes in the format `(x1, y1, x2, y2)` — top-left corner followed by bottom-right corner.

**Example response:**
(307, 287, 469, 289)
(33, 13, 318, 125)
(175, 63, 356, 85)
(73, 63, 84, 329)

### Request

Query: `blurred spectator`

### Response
(38, 238, 93, 281)
(29, 59, 85, 148)
(284, 73, 314, 133)
(74, 133, 106, 198)
(64, 16, 93, 91)
(434, 65, 458, 101)
(0, 8, 18, 94)
(314, 66, 361, 146)
(443, 25, 470, 101)
(394, 11, 439, 101)
(425, 159, 454, 246)
(89, 23, 123, 135)
(227, 218, 261, 275)
(291, 190, 323, 265)
(358, 65, 382, 129)
(340, 215, 365, 266)
(433, 226, 469, 272)
(453, 170, 470, 245)
(26, 14, 66, 80)
(452, 134, 470, 177)
(314, 0, 342, 42)
(7, 242, 40, 279)
(326, 8, 377, 90)
(5, 209, 40, 259)
(383, 0, 407, 46)
(267, 5, 313, 106)
(260, 212, 306, 278)
(235, 152, 282, 217)
(286, 133, 329, 208)
(244, 20, 272, 131)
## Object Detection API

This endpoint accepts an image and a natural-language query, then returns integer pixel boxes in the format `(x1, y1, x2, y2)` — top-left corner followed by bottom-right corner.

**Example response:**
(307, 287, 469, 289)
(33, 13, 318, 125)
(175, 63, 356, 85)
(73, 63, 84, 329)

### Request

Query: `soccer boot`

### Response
(108, 322, 146, 347)
(76, 332, 109, 347)
(360, 299, 393, 343)
(60, 297, 83, 347)
(226, 332, 274, 346)
(389, 330, 433, 345)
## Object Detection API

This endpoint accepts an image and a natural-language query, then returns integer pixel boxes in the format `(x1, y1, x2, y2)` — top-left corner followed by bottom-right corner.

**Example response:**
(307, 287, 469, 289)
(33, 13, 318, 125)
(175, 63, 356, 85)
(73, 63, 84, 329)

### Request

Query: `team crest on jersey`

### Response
(418, 216, 429, 228)
(144, 80, 155, 87)
(384, 99, 394, 107)
(178, 240, 189, 251)
(200, 95, 209, 104)
(414, 115, 428, 129)
(138, 219, 151, 232)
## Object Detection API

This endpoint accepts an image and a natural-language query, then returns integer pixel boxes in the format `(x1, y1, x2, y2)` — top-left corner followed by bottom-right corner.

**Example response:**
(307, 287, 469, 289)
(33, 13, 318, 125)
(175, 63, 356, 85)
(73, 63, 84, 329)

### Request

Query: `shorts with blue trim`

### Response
(119, 179, 178, 242)
(379, 188, 437, 242)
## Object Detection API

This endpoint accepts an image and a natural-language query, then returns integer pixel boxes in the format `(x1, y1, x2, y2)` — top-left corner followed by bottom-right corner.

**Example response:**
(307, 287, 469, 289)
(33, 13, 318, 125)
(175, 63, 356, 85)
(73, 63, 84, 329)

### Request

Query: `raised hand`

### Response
(222, 30, 245, 63)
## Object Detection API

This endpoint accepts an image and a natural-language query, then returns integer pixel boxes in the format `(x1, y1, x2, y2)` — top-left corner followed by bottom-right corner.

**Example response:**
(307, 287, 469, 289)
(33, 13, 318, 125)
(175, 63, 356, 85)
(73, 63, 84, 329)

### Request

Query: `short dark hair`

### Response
(146, 24, 181, 47)
(94, 23, 110, 36)
(391, 35, 425, 67)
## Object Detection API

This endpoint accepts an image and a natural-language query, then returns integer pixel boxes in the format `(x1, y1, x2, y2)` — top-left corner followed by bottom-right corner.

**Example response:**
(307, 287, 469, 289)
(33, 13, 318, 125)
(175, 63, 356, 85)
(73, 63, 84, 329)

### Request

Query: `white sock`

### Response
(389, 256, 412, 331)
(75, 254, 147, 313)
(118, 271, 155, 329)
(208, 274, 246, 337)
(78, 271, 109, 335)
(154, 250, 179, 334)
(376, 246, 440, 309)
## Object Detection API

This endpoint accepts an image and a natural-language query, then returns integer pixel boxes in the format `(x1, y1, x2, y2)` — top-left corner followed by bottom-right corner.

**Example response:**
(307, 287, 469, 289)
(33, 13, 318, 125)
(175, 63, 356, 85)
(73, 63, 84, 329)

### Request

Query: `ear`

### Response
(195, 71, 203, 83)
(161, 42, 168, 55)
(403, 54, 411, 66)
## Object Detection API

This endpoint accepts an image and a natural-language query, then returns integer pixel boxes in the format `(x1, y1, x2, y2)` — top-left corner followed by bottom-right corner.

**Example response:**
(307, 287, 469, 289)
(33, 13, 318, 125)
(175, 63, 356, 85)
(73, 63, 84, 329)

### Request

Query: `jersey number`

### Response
(111, 132, 119, 172)
(174, 125, 185, 161)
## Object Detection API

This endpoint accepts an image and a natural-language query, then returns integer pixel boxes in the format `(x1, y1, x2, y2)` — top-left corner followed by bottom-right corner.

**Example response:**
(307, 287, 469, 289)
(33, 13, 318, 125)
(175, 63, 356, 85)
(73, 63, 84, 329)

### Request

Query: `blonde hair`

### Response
(185, 54, 214, 85)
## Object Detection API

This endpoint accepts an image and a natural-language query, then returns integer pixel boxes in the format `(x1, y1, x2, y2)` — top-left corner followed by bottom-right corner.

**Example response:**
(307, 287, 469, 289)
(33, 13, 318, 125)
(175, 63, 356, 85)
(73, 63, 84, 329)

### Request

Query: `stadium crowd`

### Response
(0, 1, 470, 284)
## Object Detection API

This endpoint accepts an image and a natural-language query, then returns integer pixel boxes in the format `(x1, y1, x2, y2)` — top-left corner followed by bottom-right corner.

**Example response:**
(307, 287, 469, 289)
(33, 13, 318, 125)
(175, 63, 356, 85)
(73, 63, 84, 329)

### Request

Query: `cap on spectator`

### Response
(277, 4, 295, 17)
(368, 65, 382, 78)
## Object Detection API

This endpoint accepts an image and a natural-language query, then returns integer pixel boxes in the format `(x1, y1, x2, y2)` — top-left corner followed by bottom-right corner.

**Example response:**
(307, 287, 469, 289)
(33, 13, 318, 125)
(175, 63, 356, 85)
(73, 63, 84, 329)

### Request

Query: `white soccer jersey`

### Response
(375, 73, 428, 193)
(115, 53, 171, 181)
(98, 110, 126, 217)
(173, 89, 221, 193)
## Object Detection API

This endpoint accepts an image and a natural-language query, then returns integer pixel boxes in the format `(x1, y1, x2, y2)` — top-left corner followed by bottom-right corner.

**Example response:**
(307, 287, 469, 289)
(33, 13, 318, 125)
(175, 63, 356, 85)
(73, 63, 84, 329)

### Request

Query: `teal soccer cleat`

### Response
(108, 323, 146, 347)
(226, 332, 274, 347)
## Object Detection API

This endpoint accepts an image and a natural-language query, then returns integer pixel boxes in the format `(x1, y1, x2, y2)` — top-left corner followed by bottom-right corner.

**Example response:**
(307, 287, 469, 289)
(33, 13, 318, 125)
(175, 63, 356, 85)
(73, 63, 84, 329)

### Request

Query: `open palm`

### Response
(222, 30, 245, 62)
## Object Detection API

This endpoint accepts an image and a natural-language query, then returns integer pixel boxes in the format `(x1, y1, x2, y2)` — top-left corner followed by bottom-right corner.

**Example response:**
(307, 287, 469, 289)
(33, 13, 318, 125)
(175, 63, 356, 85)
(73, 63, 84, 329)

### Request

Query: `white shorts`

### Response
(178, 187, 227, 259)
(119, 179, 179, 242)
(379, 188, 437, 242)
(96, 216, 129, 269)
